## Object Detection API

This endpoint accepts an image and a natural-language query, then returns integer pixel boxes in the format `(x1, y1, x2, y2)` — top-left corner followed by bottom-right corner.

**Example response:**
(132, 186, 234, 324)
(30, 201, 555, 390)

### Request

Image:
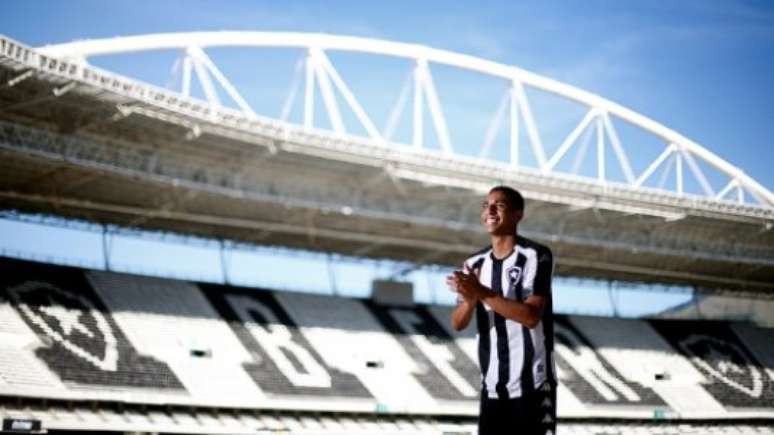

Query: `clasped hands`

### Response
(446, 265, 487, 302)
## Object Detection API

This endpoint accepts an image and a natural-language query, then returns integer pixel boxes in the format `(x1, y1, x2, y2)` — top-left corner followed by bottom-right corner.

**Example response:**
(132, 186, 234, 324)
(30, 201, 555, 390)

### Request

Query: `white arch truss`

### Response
(37, 31, 773, 207)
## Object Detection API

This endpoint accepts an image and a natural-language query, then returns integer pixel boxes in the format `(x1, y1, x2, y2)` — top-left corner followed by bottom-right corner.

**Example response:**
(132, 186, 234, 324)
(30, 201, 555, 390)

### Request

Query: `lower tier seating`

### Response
(1, 257, 772, 422)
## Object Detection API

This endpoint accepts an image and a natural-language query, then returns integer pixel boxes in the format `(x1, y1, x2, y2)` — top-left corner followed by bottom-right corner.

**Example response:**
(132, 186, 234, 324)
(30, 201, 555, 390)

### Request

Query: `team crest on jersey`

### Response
(506, 265, 524, 298)
(507, 265, 522, 285)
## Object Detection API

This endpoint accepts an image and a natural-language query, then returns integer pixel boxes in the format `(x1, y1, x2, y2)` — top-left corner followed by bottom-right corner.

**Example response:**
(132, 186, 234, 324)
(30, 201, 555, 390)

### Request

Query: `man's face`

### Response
(480, 190, 522, 236)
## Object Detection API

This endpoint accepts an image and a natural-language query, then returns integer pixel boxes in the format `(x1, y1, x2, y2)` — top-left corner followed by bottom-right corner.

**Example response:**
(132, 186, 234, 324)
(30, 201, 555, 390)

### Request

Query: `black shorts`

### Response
(478, 382, 556, 435)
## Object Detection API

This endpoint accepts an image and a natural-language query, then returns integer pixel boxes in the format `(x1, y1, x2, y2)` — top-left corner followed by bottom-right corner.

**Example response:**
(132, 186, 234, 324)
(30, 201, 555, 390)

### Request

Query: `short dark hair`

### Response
(489, 185, 524, 211)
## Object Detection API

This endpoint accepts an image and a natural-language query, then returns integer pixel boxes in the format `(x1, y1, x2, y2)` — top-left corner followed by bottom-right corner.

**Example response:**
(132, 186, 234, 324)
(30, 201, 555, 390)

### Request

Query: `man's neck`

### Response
(491, 232, 518, 259)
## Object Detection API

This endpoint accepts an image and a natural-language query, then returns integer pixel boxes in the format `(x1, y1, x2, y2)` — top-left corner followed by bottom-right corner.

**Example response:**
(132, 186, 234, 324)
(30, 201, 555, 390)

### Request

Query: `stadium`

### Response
(1, 5, 774, 435)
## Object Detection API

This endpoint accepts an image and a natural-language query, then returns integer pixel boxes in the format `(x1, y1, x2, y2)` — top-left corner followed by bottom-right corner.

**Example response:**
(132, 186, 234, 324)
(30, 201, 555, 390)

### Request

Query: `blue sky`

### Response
(1, 0, 772, 316)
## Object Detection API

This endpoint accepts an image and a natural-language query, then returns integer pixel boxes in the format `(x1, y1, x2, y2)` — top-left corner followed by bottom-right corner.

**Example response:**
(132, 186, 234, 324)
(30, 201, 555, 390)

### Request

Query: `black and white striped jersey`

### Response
(463, 236, 556, 399)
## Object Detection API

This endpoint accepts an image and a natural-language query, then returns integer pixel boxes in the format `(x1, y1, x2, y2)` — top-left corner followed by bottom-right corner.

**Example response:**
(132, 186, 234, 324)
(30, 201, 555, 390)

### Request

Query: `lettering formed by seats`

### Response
(228, 294, 331, 388)
(389, 308, 477, 398)
(365, 302, 479, 401)
(553, 316, 665, 406)
(201, 284, 372, 398)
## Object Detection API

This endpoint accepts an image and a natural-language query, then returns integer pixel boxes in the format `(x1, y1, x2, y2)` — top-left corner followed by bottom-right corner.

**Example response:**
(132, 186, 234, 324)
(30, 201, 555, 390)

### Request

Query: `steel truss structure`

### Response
(0, 32, 772, 293)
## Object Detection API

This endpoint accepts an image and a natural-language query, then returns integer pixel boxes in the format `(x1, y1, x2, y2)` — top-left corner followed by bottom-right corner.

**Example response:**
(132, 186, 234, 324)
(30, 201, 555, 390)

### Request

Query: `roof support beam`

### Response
(513, 80, 547, 171)
(602, 112, 635, 184)
(479, 89, 509, 159)
(383, 70, 411, 141)
(188, 46, 255, 116)
(509, 84, 519, 167)
(635, 145, 675, 188)
(303, 50, 315, 129)
(315, 49, 382, 141)
(280, 55, 304, 122)
(310, 50, 345, 134)
(547, 108, 597, 171)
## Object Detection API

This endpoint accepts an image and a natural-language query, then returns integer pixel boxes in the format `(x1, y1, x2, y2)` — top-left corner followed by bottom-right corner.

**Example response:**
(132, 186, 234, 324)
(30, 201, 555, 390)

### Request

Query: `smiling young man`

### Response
(447, 186, 556, 435)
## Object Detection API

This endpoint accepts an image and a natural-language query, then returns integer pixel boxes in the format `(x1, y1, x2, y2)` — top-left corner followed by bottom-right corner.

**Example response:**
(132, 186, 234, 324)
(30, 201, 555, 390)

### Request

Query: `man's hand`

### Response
(446, 264, 485, 302)
(448, 264, 483, 331)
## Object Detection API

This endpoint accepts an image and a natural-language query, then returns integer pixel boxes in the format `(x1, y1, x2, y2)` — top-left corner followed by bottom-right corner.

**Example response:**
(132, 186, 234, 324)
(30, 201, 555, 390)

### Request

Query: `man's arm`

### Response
(450, 298, 476, 331)
(487, 246, 552, 329)
(453, 271, 545, 328)
(447, 264, 478, 331)
(477, 293, 546, 329)
(451, 248, 553, 329)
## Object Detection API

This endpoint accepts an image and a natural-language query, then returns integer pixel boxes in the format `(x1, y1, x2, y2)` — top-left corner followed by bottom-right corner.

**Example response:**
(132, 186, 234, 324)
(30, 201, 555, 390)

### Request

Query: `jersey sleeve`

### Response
(532, 247, 554, 297)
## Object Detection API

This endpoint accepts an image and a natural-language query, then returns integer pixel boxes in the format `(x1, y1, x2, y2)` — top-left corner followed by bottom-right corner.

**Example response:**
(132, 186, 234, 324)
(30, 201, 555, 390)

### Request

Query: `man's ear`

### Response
(513, 209, 524, 223)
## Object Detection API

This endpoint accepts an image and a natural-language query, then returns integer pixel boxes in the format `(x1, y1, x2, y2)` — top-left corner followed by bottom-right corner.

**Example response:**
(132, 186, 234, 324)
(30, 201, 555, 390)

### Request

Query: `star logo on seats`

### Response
(8, 281, 118, 372)
(39, 297, 95, 338)
(679, 334, 762, 398)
